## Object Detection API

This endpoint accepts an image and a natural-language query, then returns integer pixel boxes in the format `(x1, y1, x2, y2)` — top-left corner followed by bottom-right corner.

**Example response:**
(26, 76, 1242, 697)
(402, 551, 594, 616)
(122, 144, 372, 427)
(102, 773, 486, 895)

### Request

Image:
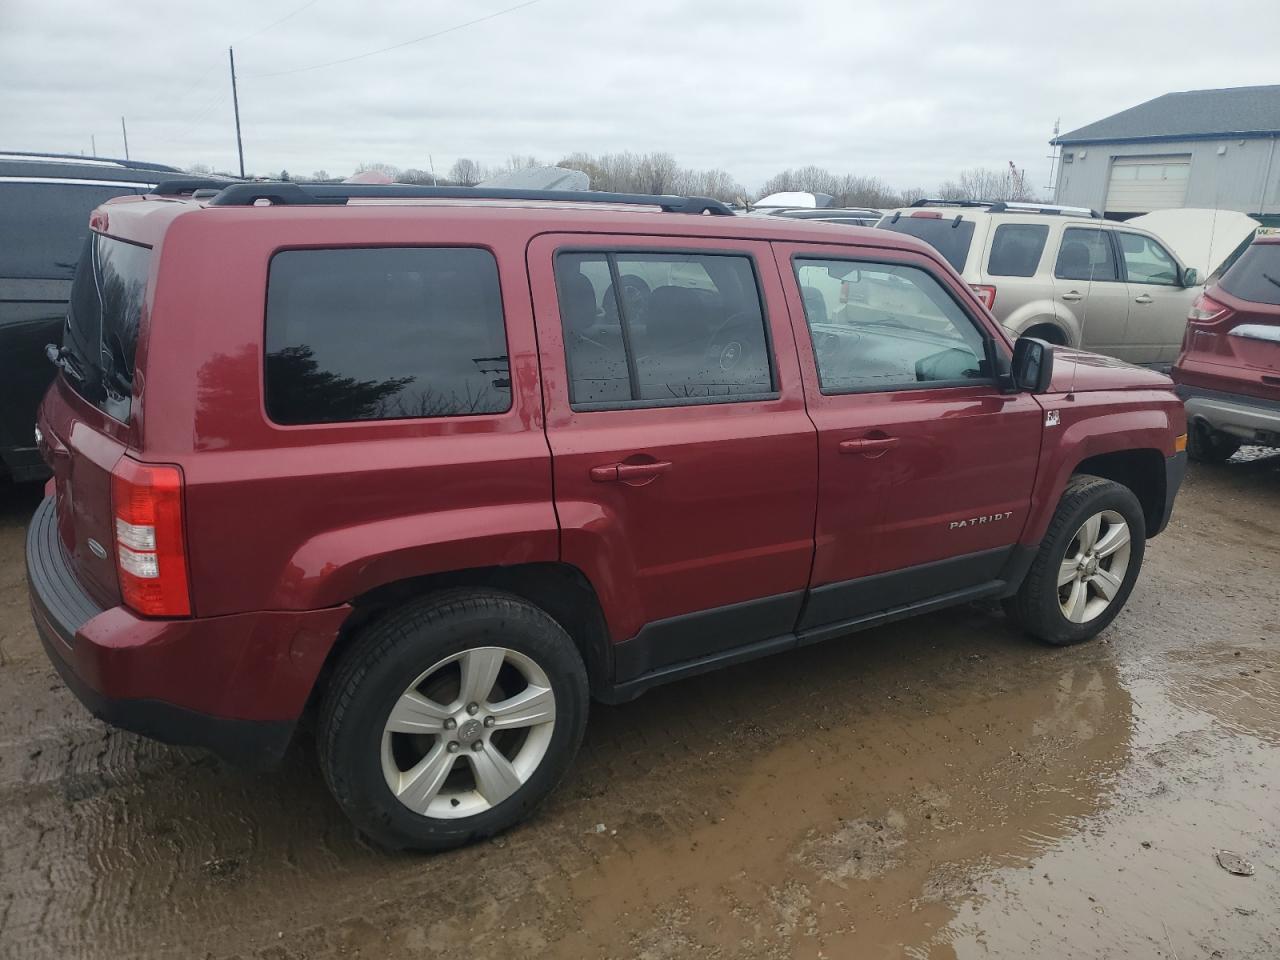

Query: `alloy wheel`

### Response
(380, 646, 556, 819)
(1057, 510, 1132, 624)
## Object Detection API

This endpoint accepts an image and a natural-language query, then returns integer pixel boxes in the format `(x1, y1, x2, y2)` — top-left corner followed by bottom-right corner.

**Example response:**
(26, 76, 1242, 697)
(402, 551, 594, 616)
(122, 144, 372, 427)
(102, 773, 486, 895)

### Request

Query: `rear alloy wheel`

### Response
(319, 590, 588, 851)
(1005, 475, 1146, 646)
(380, 647, 556, 819)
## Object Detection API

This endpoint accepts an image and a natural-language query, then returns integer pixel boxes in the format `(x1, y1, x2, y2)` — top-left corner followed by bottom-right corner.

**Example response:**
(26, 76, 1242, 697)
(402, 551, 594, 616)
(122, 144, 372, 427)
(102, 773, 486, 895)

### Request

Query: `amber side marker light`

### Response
(1174, 433, 1188, 453)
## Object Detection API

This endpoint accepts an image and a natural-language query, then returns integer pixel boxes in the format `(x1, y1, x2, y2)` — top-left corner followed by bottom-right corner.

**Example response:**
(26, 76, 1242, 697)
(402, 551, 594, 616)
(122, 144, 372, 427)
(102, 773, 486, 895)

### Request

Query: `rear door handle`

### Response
(589, 460, 673, 482)
(1134, 294, 1153, 304)
(839, 437, 898, 457)
(1060, 291, 1084, 302)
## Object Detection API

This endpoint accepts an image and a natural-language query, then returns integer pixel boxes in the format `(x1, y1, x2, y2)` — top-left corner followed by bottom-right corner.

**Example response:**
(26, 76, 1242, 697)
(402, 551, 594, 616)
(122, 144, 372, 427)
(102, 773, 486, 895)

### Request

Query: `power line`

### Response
(245, 0, 543, 79)
(235, 0, 323, 42)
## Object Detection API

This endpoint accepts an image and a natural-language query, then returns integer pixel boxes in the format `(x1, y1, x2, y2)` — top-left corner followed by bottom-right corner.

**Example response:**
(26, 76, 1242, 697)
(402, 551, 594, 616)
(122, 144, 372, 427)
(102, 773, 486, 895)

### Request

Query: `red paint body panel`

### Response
(527, 233, 817, 642)
(772, 241, 1042, 582)
(28, 195, 1187, 740)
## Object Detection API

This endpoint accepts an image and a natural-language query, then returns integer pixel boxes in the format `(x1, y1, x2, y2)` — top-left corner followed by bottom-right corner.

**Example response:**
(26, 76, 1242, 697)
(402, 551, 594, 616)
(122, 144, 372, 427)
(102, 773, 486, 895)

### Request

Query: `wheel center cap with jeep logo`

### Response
(457, 718, 483, 744)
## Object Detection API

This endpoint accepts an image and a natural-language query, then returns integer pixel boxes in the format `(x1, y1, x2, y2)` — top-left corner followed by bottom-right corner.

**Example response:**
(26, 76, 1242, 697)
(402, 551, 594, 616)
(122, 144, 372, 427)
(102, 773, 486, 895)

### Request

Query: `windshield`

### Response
(62, 232, 151, 421)
(877, 214, 976, 272)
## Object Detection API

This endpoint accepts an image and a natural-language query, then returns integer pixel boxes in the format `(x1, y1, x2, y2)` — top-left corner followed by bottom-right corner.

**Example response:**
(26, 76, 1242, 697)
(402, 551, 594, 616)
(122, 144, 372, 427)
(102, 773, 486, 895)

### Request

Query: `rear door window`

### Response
(0, 182, 143, 280)
(62, 233, 151, 421)
(264, 247, 510, 424)
(1054, 227, 1118, 281)
(554, 251, 774, 407)
(987, 223, 1049, 277)
(876, 215, 976, 272)
(1218, 242, 1280, 305)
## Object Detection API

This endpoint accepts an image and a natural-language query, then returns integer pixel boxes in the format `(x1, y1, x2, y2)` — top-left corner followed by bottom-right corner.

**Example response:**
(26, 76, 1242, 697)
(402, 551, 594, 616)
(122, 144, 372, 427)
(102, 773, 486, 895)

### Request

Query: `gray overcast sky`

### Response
(2, 0, 1277, 194)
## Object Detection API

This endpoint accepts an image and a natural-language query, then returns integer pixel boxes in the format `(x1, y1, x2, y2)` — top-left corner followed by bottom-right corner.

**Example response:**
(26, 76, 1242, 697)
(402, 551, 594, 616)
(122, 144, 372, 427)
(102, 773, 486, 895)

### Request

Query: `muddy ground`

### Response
(1, 453, 1277, 960)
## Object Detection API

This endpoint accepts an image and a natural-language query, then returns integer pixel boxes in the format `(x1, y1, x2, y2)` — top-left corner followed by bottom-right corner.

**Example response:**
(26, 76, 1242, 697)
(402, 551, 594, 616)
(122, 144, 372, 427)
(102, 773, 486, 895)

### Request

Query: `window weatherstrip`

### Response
(604, 253, 643, 403)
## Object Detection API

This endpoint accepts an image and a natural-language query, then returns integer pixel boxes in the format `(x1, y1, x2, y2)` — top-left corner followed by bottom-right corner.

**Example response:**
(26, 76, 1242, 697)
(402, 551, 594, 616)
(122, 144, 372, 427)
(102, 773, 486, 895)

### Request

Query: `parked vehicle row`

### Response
(27, 182, 1186, 850)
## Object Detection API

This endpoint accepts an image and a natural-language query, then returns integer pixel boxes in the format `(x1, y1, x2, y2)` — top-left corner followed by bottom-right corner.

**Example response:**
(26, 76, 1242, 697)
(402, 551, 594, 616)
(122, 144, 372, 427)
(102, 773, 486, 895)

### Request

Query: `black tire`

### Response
(317, 589, 588, 852)
(1187, 420, 1240, 464)
(1004, 475, 1146, 646)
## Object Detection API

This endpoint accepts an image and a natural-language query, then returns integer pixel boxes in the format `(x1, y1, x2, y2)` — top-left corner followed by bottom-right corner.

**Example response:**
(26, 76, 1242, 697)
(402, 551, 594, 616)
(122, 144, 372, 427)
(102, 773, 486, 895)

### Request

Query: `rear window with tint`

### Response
(62, 233, 151, 421)
(1218, 242, 1280, 306)
(987, 223, 1049, 277)
(264, 247, 511, 424)
(0, 182, 142, 280)
(877, 215, 976, 272)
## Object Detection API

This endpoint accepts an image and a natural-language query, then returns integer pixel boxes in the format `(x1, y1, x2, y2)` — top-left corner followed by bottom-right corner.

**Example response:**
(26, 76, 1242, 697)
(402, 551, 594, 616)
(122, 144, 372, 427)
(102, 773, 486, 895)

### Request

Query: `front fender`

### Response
(276, 503, 559, 609)
(1023, 390, 1181, 544)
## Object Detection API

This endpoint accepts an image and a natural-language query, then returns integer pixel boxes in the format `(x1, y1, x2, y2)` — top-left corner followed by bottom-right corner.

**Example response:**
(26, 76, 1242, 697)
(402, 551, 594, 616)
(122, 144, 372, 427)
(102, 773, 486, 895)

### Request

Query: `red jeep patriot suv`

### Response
(28, 182, 1187, 850)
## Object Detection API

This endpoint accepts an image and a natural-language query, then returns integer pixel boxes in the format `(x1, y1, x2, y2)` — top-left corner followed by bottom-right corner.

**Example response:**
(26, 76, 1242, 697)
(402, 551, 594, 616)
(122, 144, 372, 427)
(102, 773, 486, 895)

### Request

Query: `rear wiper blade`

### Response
(1262, 271, 1280, 290)
(45, 343, 85, 382)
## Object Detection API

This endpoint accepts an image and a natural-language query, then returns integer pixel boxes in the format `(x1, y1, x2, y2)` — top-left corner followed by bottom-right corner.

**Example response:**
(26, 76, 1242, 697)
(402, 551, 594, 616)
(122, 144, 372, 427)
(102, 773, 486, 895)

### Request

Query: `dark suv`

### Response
(0, 151, 184, 482)
(27, 183, 1187, 850)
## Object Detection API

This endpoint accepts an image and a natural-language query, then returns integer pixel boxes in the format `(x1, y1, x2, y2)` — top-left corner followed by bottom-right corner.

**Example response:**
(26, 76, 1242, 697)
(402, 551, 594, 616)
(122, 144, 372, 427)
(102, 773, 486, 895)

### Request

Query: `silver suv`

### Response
(877, 200, 1201, 366)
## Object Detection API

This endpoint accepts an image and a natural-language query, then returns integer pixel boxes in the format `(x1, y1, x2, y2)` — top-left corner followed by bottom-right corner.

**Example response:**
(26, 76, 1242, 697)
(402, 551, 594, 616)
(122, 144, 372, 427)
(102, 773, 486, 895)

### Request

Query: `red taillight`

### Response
(1187, 292, 1231, 325)
(89, 209, 108, 231)
(970, 284, 997, 310)
(110, 458, 191, 617)
(910, 211, 943, 219)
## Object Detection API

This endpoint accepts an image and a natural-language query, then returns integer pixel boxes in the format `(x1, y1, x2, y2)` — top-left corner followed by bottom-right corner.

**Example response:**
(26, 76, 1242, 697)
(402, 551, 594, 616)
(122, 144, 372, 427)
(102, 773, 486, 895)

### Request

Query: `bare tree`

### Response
(354, 161, 402, 179)
(185, 162, 212, 175)
(449, 158, 486, 186)
(937, 166, 1038, 202)
(399, 168, 438, 185)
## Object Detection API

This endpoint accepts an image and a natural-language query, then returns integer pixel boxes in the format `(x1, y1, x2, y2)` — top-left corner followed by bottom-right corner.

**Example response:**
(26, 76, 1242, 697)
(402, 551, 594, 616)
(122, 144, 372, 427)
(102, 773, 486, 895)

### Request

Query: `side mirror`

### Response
(1181, 267, 1199, 287)
(1011, 337, 1055, 393)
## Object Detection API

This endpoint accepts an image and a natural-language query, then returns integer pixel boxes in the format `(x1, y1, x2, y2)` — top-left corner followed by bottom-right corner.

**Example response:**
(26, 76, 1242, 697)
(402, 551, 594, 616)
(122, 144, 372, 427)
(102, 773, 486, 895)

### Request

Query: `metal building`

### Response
(1051, 85, 1280, 221)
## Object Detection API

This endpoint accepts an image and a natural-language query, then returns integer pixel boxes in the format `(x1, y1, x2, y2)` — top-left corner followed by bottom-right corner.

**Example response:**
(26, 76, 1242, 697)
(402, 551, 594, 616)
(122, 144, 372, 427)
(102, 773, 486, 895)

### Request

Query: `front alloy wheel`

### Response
(1056, 510, 1131, 623)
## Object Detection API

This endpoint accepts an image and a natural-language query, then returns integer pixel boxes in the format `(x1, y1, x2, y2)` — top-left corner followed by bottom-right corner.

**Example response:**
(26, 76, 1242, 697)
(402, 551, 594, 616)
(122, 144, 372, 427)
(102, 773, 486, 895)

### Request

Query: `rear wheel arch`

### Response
(315, 562, 613, 709)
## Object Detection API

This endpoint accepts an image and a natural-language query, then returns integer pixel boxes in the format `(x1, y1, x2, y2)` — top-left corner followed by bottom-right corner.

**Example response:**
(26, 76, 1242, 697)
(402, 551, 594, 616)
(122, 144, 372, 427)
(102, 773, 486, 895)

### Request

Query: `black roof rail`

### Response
(151, 178, 239, 197)
(909, 198, 994, 209)
(205, 182, 736, 215)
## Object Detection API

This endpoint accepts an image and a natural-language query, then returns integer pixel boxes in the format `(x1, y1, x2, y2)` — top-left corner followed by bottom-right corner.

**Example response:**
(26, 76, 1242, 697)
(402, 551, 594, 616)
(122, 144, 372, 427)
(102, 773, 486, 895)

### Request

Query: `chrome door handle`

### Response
(1134, 294, 1153, 304)
(1060, 292, 1083, 302)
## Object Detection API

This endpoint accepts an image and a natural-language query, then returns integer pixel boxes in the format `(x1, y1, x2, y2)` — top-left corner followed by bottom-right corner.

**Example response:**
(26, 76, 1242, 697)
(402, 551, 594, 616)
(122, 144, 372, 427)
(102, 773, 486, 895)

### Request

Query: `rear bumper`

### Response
(1178, 383, 1280, 445)
(26, 496, 351, 768)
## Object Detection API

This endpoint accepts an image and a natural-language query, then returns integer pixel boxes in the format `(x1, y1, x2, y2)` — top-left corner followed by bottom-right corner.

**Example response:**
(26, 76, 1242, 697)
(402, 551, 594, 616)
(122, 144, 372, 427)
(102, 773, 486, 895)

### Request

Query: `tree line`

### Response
(188, 154, 1039, 206)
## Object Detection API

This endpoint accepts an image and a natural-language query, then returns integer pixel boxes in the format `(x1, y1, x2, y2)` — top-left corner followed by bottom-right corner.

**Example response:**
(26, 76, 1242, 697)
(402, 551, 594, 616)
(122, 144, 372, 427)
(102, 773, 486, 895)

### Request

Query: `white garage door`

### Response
(1104, 155, 1191, 214)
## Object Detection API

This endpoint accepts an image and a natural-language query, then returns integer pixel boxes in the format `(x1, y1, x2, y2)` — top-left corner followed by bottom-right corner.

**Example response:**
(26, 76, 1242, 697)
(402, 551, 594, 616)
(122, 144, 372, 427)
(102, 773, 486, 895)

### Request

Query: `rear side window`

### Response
(877, 215, 976, 272)
(264, 247, 510, 424)
(554, 251, 774, 408)
(62, 233, 151, 421)
(987, 223, 1049, 277)
(1055, 228, 1118, 281)
(0, 182, 142, 280)
(1218, 242, 1280, 305)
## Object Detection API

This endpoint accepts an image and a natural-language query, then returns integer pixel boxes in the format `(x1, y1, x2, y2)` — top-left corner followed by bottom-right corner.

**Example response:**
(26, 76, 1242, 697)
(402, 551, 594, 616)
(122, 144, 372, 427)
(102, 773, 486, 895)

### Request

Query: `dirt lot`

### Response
(1, 454, 1277, 960)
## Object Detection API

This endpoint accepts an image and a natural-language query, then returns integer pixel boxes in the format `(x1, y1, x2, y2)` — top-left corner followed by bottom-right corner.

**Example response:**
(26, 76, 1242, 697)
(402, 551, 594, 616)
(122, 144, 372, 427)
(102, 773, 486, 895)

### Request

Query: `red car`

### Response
(27, 183, 1187, 850)
(1173, 233, 1280, 460)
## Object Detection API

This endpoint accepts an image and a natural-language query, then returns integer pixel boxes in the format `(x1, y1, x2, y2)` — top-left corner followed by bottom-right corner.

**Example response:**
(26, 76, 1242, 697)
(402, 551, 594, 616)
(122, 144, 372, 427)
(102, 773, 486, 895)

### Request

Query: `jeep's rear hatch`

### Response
(40, 229, 151, 607)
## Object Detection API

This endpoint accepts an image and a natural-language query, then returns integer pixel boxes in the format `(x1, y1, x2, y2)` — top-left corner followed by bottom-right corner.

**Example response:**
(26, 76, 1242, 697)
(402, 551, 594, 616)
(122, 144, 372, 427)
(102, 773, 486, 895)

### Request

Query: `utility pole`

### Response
(91, 134, 97, 157)
(229, 46, 246, 178)
(120, 117, 130, 160)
